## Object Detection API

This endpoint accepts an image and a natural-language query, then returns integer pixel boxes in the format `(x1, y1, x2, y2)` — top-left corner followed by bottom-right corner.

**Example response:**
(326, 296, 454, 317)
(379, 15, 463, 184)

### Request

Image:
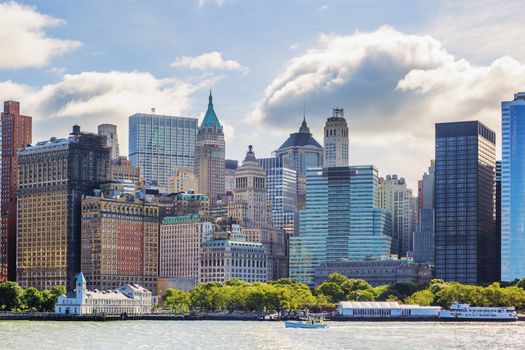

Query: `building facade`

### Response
(168, 166, 197, 194)
(194, 92, 225, 205)
(17, 126, 110, 291)
(275, 118, 323, 209)
(159, 215, 213, 285)
(81, 194, 159, 295)
(55, 272, 152, 316)
(129, 113, 197, 192)
(1, 101, 31, 281)
(379, 175, 417, 257)
(435, 121, 498, 284)
(110, 156, 142, 192)
(98, 124, 120, 160)
(258, 156, 297, 236)
(323, 108, 349, 167)
(290, 166, 392, 286)
(501, 92, 525, 281)
(414, 161, 435, 264)
(224, 159, 238, 204)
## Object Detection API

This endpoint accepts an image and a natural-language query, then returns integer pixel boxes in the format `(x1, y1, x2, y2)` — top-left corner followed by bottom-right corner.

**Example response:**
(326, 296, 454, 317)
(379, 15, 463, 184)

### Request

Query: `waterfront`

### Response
(1, 321, 525, 349)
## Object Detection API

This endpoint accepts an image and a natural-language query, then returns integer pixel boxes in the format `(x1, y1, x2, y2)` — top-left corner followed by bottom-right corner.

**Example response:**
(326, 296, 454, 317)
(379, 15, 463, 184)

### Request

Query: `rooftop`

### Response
(277, 118, 322, 150)
(200, 91, 222, 129)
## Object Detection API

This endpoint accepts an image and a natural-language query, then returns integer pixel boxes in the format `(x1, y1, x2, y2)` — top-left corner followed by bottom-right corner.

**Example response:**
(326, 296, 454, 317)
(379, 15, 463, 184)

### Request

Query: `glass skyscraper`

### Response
(435, 121, 498, 284)
(501, 92, 525, 281)
(129, 113, 197, 192)
(289, 166, 392, 286)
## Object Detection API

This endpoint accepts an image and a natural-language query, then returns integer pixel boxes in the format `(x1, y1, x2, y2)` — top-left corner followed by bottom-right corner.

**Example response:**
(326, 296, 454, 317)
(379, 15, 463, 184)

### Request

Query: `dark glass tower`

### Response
(435, 121, 498, 284)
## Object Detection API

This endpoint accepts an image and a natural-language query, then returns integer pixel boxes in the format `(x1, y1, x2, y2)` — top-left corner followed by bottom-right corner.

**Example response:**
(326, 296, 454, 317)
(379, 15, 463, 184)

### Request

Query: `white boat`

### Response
(285, 315, 328, 328)
(439, 303, 517, 322)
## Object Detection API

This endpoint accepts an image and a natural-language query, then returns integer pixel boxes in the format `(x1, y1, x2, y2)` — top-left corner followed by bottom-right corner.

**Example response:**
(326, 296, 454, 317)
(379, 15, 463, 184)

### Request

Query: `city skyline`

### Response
(3, 1, 525, 189)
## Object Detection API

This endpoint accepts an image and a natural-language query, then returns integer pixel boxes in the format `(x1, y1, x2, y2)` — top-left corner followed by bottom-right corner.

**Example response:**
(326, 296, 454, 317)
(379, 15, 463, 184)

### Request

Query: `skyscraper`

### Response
(1, 101, 31, 282)
(98, 124, 120, 160)
(17, 126, 110, 291)
(414, 160, 435, 264)
(275, 118, 323, 209)
(379, 175, 417, 257)
(258, 156, 297, 236)
(290, 166, 392, 286)
(195, 92, 225, 205)
(129, 113, 197, 192)
(323, 108, 349, 167)
(435, 121, 498, 284)
(501, 92, 525, 281)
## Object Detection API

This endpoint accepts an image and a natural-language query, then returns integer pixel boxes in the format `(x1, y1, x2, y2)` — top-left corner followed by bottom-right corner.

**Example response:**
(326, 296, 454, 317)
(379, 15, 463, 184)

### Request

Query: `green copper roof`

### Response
(200, 91, 222, 129)
(162, 215, 201, 224)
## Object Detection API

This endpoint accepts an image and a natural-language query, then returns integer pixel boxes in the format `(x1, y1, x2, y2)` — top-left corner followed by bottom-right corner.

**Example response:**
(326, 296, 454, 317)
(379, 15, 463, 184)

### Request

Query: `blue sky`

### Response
(2, 0, 525, 189)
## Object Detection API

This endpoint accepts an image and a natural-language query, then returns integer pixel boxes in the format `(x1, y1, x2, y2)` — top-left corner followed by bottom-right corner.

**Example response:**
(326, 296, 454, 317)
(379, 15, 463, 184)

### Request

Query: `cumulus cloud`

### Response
(171, 52, 248, 73)
(0, 71, 216, 155)
(249, 26, 525, 188)
(0, 1, 81, 69)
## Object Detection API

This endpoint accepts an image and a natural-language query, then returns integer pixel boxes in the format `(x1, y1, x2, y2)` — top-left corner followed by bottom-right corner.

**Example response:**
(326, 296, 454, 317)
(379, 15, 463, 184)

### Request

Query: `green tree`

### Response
(0, 281, 23, 311)
(347, 289, 375, 301)
(314, 282, 345, 303)
(516, 277, 525, 290)
(405, 289, 434, 306)
(41, 286, 66, 312)
(164, 288, 190, 313)
(22, 287, 43, 311)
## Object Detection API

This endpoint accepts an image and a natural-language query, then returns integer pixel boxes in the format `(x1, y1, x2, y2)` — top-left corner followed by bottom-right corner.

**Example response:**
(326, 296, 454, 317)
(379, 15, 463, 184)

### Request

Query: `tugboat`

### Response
(285, 314, 328, 329)
(439, 302, 518, 322)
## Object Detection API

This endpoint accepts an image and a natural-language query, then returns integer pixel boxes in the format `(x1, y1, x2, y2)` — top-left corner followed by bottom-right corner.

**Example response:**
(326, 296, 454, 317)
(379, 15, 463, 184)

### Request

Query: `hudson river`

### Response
(1, 320, 525, 349)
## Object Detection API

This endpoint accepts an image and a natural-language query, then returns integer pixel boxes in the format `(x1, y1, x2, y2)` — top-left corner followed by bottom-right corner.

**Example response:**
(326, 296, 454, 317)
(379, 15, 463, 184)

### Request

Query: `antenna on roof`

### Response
(151, 107, 156, 113)
(303, 100, 306, 122)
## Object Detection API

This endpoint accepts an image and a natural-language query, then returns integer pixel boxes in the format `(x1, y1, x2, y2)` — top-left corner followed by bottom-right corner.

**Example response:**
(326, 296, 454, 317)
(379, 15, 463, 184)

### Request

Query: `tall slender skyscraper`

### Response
(501, 92, 525, 281)
(435, 121, 498, 284)
(98, 124, 120, 160)
(323, 108, 349, 167)
(195, 92, 225, 205)
(414, 160, 435, 264)
(1, 101, 31, 282)
(129, 113, 197, 192)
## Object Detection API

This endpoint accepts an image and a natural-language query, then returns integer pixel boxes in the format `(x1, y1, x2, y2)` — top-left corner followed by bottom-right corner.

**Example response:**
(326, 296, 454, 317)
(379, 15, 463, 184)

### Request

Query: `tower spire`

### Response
(209, 89, 213, 105)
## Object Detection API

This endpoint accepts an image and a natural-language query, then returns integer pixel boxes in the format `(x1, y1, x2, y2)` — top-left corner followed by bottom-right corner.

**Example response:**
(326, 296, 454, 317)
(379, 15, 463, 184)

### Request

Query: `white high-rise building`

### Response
(98, 124, 120, 160)
(323, 108, 349, 167)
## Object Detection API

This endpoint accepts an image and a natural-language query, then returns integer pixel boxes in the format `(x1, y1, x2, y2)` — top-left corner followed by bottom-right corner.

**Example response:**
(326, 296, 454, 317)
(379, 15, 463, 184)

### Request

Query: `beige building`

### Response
(168, 166, 197, 194)
(159, 215, 213, 284)
(323, 108, 349, 167)
(111, 156, 142, 192)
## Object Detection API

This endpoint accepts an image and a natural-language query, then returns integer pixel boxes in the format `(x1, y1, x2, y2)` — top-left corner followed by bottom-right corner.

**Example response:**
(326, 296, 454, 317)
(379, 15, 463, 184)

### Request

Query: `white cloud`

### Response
(248, 26, 525, 188)
(171, 51, 248, 73)
(196, 0, 229, 7)
(0, 1, 81, 69)
(0, 71, 216, 155)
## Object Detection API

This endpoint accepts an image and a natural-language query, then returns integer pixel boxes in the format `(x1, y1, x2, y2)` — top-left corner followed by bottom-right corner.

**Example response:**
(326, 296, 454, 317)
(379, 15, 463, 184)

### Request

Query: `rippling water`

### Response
(1, 320, 525, 349)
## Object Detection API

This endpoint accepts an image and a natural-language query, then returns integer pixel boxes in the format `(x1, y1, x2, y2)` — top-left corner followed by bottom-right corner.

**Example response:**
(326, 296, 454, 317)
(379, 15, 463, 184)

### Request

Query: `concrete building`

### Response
(110, 156, 142, 193)
(323, 108, 349, 167)
(194, 92, 225, 205)
(501, 92, 525, 281)
(168, 166, 197, 194)
(224, 159, 238, 204)
(1, 101, 31, 282)
(379, 175, 417, 257)
(290, 166, 392, 286)
(435, 121, 498, 284)
(243, 226, 289, 280)
(275, 117, 323, 209)
(313, 256, 433, 286)
(129, 112, 197, 192)
(337, 301, 441, 318)
(17, 126, 110, 291)
(159, 215, 213, 285)
(174, 191, 209, 218)
(55, 272, 152, 316)
(414, 161, 435, 264)
(258, 156, 297, 236)
(231, 145, 270, 228)
(98, 124, 120, 160)
(81, 194, 160, 295)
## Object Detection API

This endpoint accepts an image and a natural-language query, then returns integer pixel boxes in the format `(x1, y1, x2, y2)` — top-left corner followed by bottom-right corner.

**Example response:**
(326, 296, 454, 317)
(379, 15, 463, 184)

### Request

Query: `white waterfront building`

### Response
(55, 272, 153, 316)
(337, 301, 441, 318)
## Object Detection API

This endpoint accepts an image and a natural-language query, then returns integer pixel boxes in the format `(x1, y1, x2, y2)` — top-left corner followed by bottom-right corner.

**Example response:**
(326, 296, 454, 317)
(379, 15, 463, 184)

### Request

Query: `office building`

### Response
(501, 92, 525, 281)
(275, 117, 323, 209)
(110, 156, 142, 192)
(323, 108, 349, 167)
(98, 124, 120, 160)
(243, 226, 288, 280)
(168, 166, 197, 194)
(414, 161, 435, 264)
(290, 166, 392, 286)
(224, 159, 238, 204)
(379, 175, 417, 257)
(194, 92, 225, 205)
(129, 112, 197, 192)
(1, 101, 31, 281)
(81, 194, 159, 295)
(17, 126, 110, 291)
(435, 121, 498, 284)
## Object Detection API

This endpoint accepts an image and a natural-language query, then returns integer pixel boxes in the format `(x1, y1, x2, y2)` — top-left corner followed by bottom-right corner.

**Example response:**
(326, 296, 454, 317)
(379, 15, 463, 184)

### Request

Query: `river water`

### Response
(1, 320, 525, 349)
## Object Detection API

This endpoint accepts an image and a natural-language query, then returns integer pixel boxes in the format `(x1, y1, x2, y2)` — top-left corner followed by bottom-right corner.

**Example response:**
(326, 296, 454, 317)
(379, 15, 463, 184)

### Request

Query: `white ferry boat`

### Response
(439, 303, 517, 322)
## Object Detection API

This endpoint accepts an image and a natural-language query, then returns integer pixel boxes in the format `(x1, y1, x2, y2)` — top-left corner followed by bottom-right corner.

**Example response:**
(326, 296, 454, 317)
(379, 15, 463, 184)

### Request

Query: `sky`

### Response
(1, 0, 525, 190)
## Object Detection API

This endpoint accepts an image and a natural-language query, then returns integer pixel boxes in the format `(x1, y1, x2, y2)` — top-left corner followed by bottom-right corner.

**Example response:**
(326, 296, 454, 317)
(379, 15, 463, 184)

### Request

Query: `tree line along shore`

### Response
(2, 274, 525, 315)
